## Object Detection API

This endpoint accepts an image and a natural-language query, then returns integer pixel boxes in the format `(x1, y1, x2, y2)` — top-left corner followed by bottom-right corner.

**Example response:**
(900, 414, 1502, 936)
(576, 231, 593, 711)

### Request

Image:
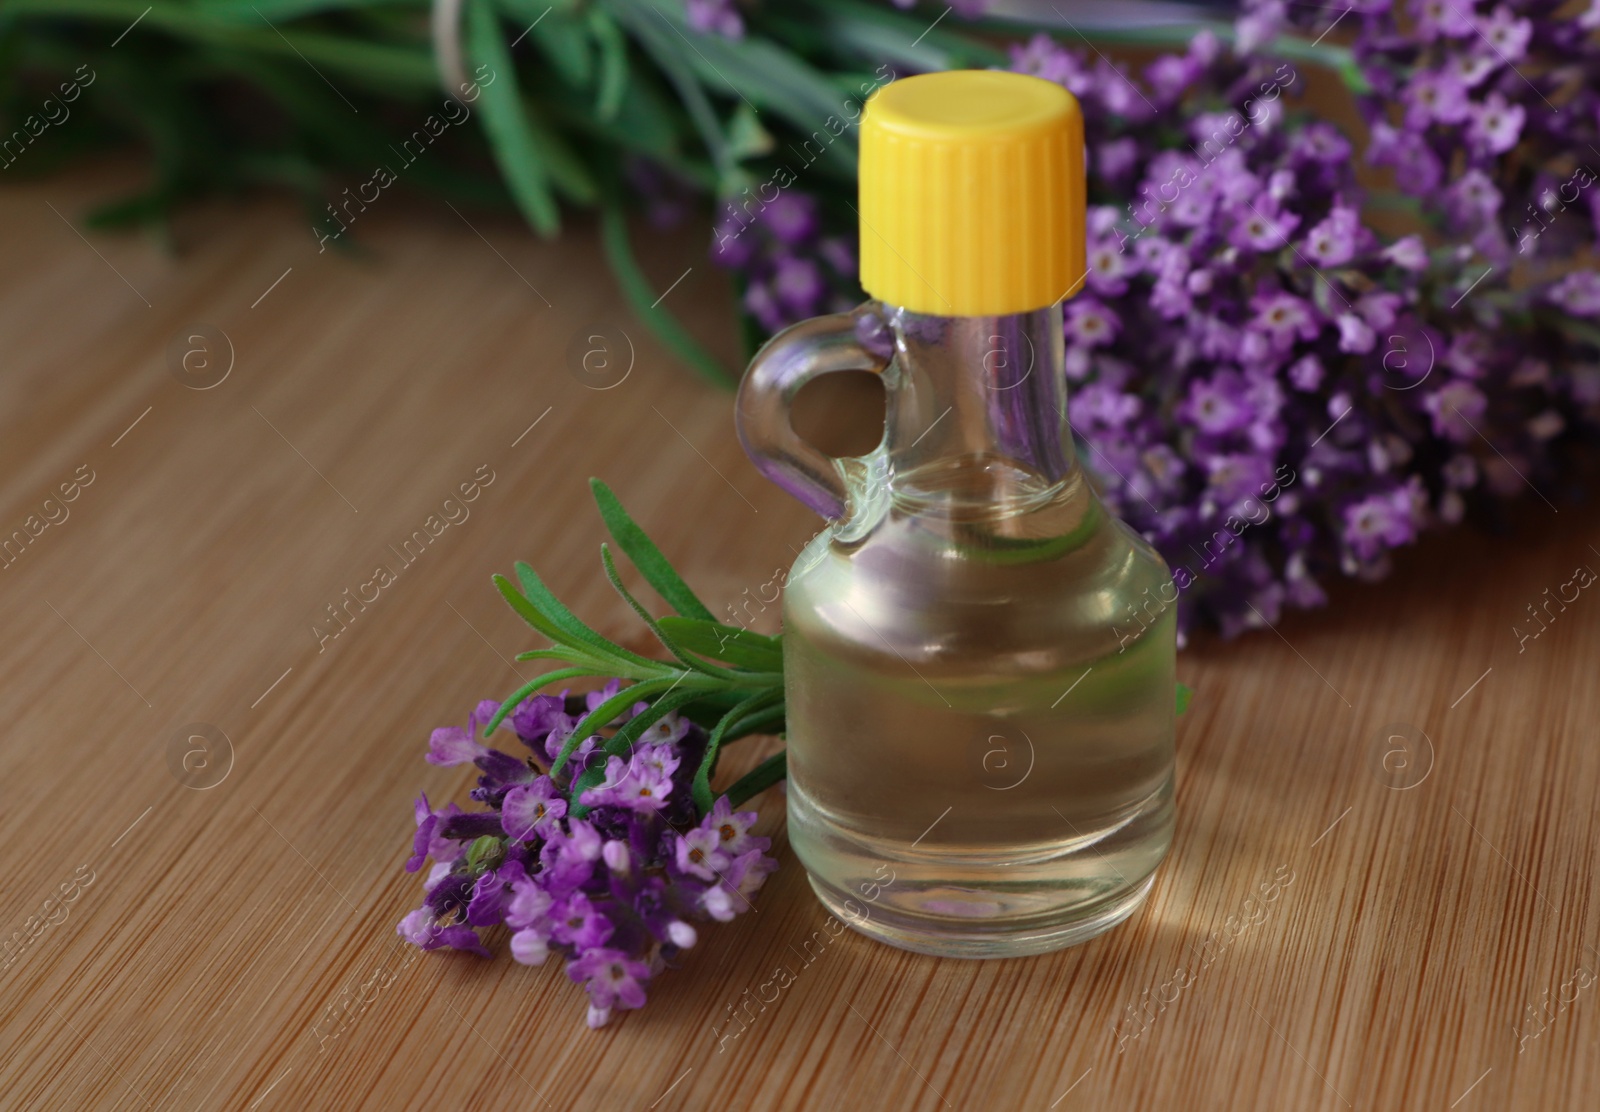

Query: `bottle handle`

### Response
(735, 306, 891, 520)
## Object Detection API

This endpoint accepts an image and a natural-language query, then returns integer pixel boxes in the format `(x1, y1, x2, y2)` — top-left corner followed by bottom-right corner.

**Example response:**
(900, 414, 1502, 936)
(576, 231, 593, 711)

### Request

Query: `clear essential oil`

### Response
(783, 477, 1174, 956)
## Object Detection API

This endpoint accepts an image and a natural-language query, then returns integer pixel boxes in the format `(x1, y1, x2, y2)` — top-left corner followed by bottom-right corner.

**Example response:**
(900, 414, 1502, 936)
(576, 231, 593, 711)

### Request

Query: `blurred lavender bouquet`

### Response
(399, 482, 786, 1028)
(711, 0, 1600, 640)
(13, 0, 1600, 642)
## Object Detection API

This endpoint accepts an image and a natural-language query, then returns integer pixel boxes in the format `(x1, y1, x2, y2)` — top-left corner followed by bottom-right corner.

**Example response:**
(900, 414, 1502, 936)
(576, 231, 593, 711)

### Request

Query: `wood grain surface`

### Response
(2, 169, 1598, 1112)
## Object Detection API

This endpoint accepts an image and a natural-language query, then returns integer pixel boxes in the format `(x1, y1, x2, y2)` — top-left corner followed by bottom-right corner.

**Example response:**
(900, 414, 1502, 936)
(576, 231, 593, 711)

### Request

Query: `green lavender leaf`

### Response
(589, 479, 718, 620)
(726, 750, 786, 808)
(205, 0, 398, 20)
(534, 64, 693, 171)
(493, 572, 574, 647)
(1176, 682, 1193, 716)
(655, 616, 783, 673)
(607, 0, 857, 176)
(597, 206, 736, 390)
(512, 560, 662, 671)
(551, 675, 693, 776)
(514, 648, 594, 663)
(600, 543, 753, 680)
(678, 689, 765, 733)
(692, 687, 786, 813)
(805, 0, 1008, 71)
(598, 543, 703, 668)
(567, 763, 609, 817)
(201, 27, 437, 93)
(484, 666, 598, 737)
(513, 4, 594, 89)
(465, 0, 561, 235)
(601, 0, 732, 181)
(588, 9, 629, 121)
(605, 684, 711, 755)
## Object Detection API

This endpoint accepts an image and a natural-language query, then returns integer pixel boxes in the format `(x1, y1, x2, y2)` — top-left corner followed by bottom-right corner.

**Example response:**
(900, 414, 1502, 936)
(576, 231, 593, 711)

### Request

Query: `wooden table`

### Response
(3, 169, 1597, 1112)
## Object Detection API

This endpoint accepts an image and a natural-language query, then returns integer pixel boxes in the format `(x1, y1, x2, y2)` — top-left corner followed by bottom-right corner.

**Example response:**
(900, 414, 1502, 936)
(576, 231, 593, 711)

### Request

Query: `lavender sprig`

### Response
(399, 480, 787, 1027)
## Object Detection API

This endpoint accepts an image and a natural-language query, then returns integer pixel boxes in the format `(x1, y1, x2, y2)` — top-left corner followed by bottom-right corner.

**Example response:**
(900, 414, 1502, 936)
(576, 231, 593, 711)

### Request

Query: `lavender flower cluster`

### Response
(398, 685, 776, 1028)
(711, 192, 862, 334)
(704, 0, 1600, 641)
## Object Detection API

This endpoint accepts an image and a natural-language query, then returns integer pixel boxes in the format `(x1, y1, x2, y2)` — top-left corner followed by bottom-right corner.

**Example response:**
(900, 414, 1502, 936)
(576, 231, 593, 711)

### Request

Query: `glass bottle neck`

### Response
(878, 303, 1077, 511)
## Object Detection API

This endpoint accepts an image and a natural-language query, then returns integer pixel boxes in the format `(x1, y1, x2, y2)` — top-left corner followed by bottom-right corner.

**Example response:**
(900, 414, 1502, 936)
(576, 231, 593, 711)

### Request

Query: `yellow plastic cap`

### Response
(859, 70, 1085, 317)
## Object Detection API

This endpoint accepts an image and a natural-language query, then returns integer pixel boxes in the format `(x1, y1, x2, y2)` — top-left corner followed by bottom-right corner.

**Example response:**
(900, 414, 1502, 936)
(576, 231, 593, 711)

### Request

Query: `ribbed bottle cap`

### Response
(859, 70, 1085, 317)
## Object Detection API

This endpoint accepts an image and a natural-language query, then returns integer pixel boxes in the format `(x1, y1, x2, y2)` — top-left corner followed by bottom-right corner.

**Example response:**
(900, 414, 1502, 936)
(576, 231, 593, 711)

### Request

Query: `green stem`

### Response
(725, 749, 787, 808)
(598, 202, 736, 390)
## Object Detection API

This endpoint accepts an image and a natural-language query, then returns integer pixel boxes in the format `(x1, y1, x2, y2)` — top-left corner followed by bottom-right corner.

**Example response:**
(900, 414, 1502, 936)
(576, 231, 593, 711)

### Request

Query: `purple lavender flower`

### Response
(1182, 370, 1257, 436)
(1336, 312, 1376, 354)
(395, 908, 492, 957)
(1289, 122, 1351, 165)
(545, 728, 599, 771)
(685, 0, 742, 40)
(1341, 483, 1424, 562)
(579, 744, 678, 812)
(1094, 138, 1141, 185)
(408, 792, 465, 873)
(567, 948, 651, 1029)
(425, 699, 499, 766)
(1548, 271, 1600, 317)
(1302, 201, 1362, 267)
(510, 693, 573, 749)
(1064, 298, 1120, 347)
(1382, 235, 1430, 271)
(1286, 354, 1324, 392)
(1401, 70, 1471, 131)
(550, 891, 615, 950)
(1467, 92, 1525, 156)
(1250, 290, 1319, 350)
(705, 796, 766, 855)
(1422, 381, 1489, 441)
(759, 193, 819, 245)
(732, 847, 778, 896)
(1085, 230, 1137, 296)
(1234, 0, 1286, 55)
(772, 256, 826, 317)
(1367, 122, 1444, 193)
(465, 863, 517, 926)
(710, 190, 861, 333)
(890, 0, 991, 14)
(674, 825, 731, 881)
(1206, 453, 1278, 509)
(401, 693, 778, 1028)
(540, 817, 604, 893)
(711, 209, 758, 270)
(1010, 33, 1094, 96)
(1412, 0, 1478, 41)
(502, 776, 568, 839)
(1231, 196, 1300, 253)
(1475, 5, 1531, 60)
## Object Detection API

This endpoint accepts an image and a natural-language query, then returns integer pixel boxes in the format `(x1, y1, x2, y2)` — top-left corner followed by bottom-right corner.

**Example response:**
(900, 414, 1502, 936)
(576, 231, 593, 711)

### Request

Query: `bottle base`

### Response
(807, 869, 1157, 959)
(786, 773, 1173, 960)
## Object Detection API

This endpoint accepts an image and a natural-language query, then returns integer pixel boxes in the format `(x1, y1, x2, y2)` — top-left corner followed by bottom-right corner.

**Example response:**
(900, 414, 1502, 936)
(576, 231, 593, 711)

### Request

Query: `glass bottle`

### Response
(735, 71, 1176, 958)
